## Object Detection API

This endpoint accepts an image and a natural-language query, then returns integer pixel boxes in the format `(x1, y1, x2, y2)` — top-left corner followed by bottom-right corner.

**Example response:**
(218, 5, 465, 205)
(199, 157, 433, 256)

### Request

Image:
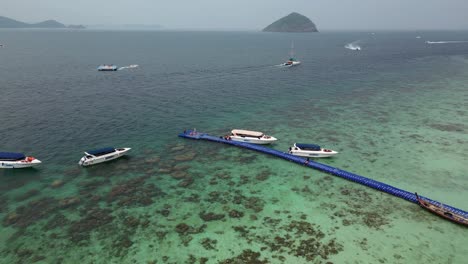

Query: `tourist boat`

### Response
(415, 193, 468, 226)
(0, 152, 41, 169)
(97, 64, 118, 71)
(78, 147, 131, 166)
(228, 129, 277, 144)
(288, 143, 338, 158)
(279, 41, 301, 67)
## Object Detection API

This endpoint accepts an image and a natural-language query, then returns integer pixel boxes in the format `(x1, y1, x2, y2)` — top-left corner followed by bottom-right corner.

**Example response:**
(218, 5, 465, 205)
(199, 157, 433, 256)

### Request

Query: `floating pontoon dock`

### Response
(179, 130, 468, 219)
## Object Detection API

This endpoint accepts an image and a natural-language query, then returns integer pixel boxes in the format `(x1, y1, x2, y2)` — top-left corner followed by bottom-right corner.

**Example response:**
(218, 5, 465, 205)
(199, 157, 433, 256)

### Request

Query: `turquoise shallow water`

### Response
(0, 30, 467, 263)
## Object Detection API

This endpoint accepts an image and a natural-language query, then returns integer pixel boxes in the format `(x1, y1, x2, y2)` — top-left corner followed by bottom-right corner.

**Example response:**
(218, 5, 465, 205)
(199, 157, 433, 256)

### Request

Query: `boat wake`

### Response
(345, 41, 362, 51)
(426, 41, 468, 44)
(118, 64, 139, 70)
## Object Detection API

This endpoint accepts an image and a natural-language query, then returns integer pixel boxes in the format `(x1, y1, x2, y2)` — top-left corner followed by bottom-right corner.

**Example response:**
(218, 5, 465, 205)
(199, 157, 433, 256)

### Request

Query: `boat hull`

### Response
(415, 193, 468, 226)
(79, 148, 130, 167)
(289, 149, 338, 158)
(0, 159, 41, 169)
(230, 136, 277, 145)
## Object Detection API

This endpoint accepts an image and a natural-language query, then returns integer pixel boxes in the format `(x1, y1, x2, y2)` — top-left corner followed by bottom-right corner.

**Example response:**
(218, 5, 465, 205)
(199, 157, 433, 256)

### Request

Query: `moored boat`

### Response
(0, 152, 41, 169)
(97, 64, 118, 71)
(288, 143, 338, 158)
(78, 147, 131, 167)
(415, 193, 468, 226)
(229, 129, 277, 145)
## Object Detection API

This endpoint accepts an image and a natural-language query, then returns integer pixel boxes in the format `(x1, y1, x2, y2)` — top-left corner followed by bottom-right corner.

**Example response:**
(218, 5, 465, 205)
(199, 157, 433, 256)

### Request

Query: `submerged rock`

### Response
(3, 197, 58, 228)
(68, 208, 114, 242)
(199, 211, 225, 222)
(174, 152, 196, 161)
(219, 249, 268, 264)
(51, 180, 64, 188)
(14, 189, 40, 202)
(229, 210, 245, 218)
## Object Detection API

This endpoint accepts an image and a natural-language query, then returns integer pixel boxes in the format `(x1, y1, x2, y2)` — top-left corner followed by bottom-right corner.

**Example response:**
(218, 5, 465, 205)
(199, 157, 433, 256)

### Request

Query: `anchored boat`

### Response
(0, 152, 41, 169)
(97, 64, 118, 71)
(288, 143, 338, 158)
(229, 129, 277, 145)
(78, 147, 130, 166)
(415, 193, 468, 226)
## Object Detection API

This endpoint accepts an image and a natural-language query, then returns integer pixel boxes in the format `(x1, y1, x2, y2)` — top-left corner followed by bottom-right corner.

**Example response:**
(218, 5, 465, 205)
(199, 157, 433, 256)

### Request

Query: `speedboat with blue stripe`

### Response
(78, 147, 130, 166)
(288, 143, 338, 158)
(0, 152, 41, 169)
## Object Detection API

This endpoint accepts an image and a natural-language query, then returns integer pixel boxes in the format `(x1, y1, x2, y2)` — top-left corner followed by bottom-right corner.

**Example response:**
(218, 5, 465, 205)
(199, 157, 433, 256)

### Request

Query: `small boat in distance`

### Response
(288, 143, 338, 158)
(97, 64, 118, 71)
(229, 129, 277, 145)
(415, 193, 468, 226)
(0, 152, 41, 169)
(279, 41, 301, 67)
(78, 147, 131, 167)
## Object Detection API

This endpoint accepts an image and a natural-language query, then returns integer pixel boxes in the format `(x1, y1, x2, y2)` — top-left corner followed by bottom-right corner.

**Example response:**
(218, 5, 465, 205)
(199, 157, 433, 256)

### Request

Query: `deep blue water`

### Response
(1, 30, 468, 263)
(1, 30, 467, 162)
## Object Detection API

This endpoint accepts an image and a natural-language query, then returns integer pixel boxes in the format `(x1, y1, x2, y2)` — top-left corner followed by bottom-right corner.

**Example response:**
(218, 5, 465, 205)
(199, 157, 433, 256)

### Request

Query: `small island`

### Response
(263, 12, 318, 33)
(0, 16, 85, 29)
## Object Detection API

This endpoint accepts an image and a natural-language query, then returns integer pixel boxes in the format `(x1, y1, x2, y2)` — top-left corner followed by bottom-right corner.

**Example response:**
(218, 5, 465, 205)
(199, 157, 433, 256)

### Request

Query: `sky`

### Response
(2, 0, 468, 30)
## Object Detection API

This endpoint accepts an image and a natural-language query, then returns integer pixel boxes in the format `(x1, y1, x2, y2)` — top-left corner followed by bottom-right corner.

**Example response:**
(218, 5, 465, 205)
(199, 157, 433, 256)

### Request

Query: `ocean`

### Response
(0, 29, 467, 263)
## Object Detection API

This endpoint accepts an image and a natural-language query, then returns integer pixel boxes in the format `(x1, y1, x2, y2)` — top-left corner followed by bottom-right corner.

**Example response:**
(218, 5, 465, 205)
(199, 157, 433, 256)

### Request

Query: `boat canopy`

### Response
(231, 129, 264, 137)
(86, 147, 116, 156)
(0, 152, 26, 161)
(295, 144, 321, 151)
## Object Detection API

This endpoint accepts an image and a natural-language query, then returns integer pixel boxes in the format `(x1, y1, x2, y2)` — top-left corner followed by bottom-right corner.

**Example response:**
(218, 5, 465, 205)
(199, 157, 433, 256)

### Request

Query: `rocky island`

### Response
(0, 16, 85, 29)
(263, 12, 318, 33)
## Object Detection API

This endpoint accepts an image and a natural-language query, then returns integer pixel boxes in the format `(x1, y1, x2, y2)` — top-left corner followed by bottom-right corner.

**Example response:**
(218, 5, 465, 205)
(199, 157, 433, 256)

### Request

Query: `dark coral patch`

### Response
(218, 249, 268, 264)
(107, 176, 165, 207)
(3, 197, 58, 228)
(199, 211, 225, 222)
(68, 208, 114, 242)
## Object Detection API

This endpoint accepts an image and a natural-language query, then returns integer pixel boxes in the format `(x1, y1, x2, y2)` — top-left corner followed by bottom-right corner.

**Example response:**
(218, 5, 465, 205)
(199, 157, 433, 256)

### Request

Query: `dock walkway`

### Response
(179, 130, 468, 218)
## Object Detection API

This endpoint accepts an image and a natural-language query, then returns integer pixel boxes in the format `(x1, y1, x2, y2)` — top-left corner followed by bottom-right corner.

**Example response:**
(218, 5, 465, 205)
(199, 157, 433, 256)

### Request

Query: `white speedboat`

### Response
(0, 152, 41, 169)
(229, 129, 277, 145)
(78, 147, 131, 167)
(97, 64, 118, 71)
(288, 143, 338, 158)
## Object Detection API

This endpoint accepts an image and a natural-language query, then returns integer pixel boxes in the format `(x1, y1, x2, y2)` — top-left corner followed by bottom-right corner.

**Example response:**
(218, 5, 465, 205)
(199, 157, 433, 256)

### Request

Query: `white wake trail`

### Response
(118, 64, 139, 70)
(426, 41, 468, 44)
(345, 40, 361, 51)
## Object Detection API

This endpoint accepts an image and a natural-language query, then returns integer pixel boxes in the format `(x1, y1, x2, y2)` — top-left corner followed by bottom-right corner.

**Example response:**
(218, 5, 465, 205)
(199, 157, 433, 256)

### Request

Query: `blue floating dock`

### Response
(179, 130, 468, 219)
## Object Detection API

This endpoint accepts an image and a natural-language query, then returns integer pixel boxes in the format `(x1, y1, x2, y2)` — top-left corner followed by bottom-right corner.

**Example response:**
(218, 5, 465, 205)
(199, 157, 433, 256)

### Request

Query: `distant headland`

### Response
(0, 16, 85, 29)
(263, 12, 318, 33)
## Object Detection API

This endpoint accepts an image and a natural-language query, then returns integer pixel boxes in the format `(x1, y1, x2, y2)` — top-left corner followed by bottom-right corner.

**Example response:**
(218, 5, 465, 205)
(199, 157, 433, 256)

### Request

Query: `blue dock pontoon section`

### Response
(179, 130, 468, 218)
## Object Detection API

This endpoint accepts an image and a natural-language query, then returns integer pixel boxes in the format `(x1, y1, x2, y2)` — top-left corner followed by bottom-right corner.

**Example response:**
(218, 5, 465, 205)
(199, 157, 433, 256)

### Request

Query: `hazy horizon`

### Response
(3, 0, 468, 31)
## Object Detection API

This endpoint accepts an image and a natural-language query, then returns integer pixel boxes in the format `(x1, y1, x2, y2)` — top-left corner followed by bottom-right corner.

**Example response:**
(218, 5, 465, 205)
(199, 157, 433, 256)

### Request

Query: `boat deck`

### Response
(179, 130, 468, 219)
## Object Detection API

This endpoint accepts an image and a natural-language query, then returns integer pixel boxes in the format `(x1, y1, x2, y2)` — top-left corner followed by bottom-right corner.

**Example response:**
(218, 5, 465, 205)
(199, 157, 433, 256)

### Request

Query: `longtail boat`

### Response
(415, 193, 468, 226)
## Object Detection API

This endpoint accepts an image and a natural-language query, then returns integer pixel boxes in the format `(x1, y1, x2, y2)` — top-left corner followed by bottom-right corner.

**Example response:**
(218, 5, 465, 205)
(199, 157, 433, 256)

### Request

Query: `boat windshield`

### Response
(86, 147, 116, 157)
(296, 144, 321, 151)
